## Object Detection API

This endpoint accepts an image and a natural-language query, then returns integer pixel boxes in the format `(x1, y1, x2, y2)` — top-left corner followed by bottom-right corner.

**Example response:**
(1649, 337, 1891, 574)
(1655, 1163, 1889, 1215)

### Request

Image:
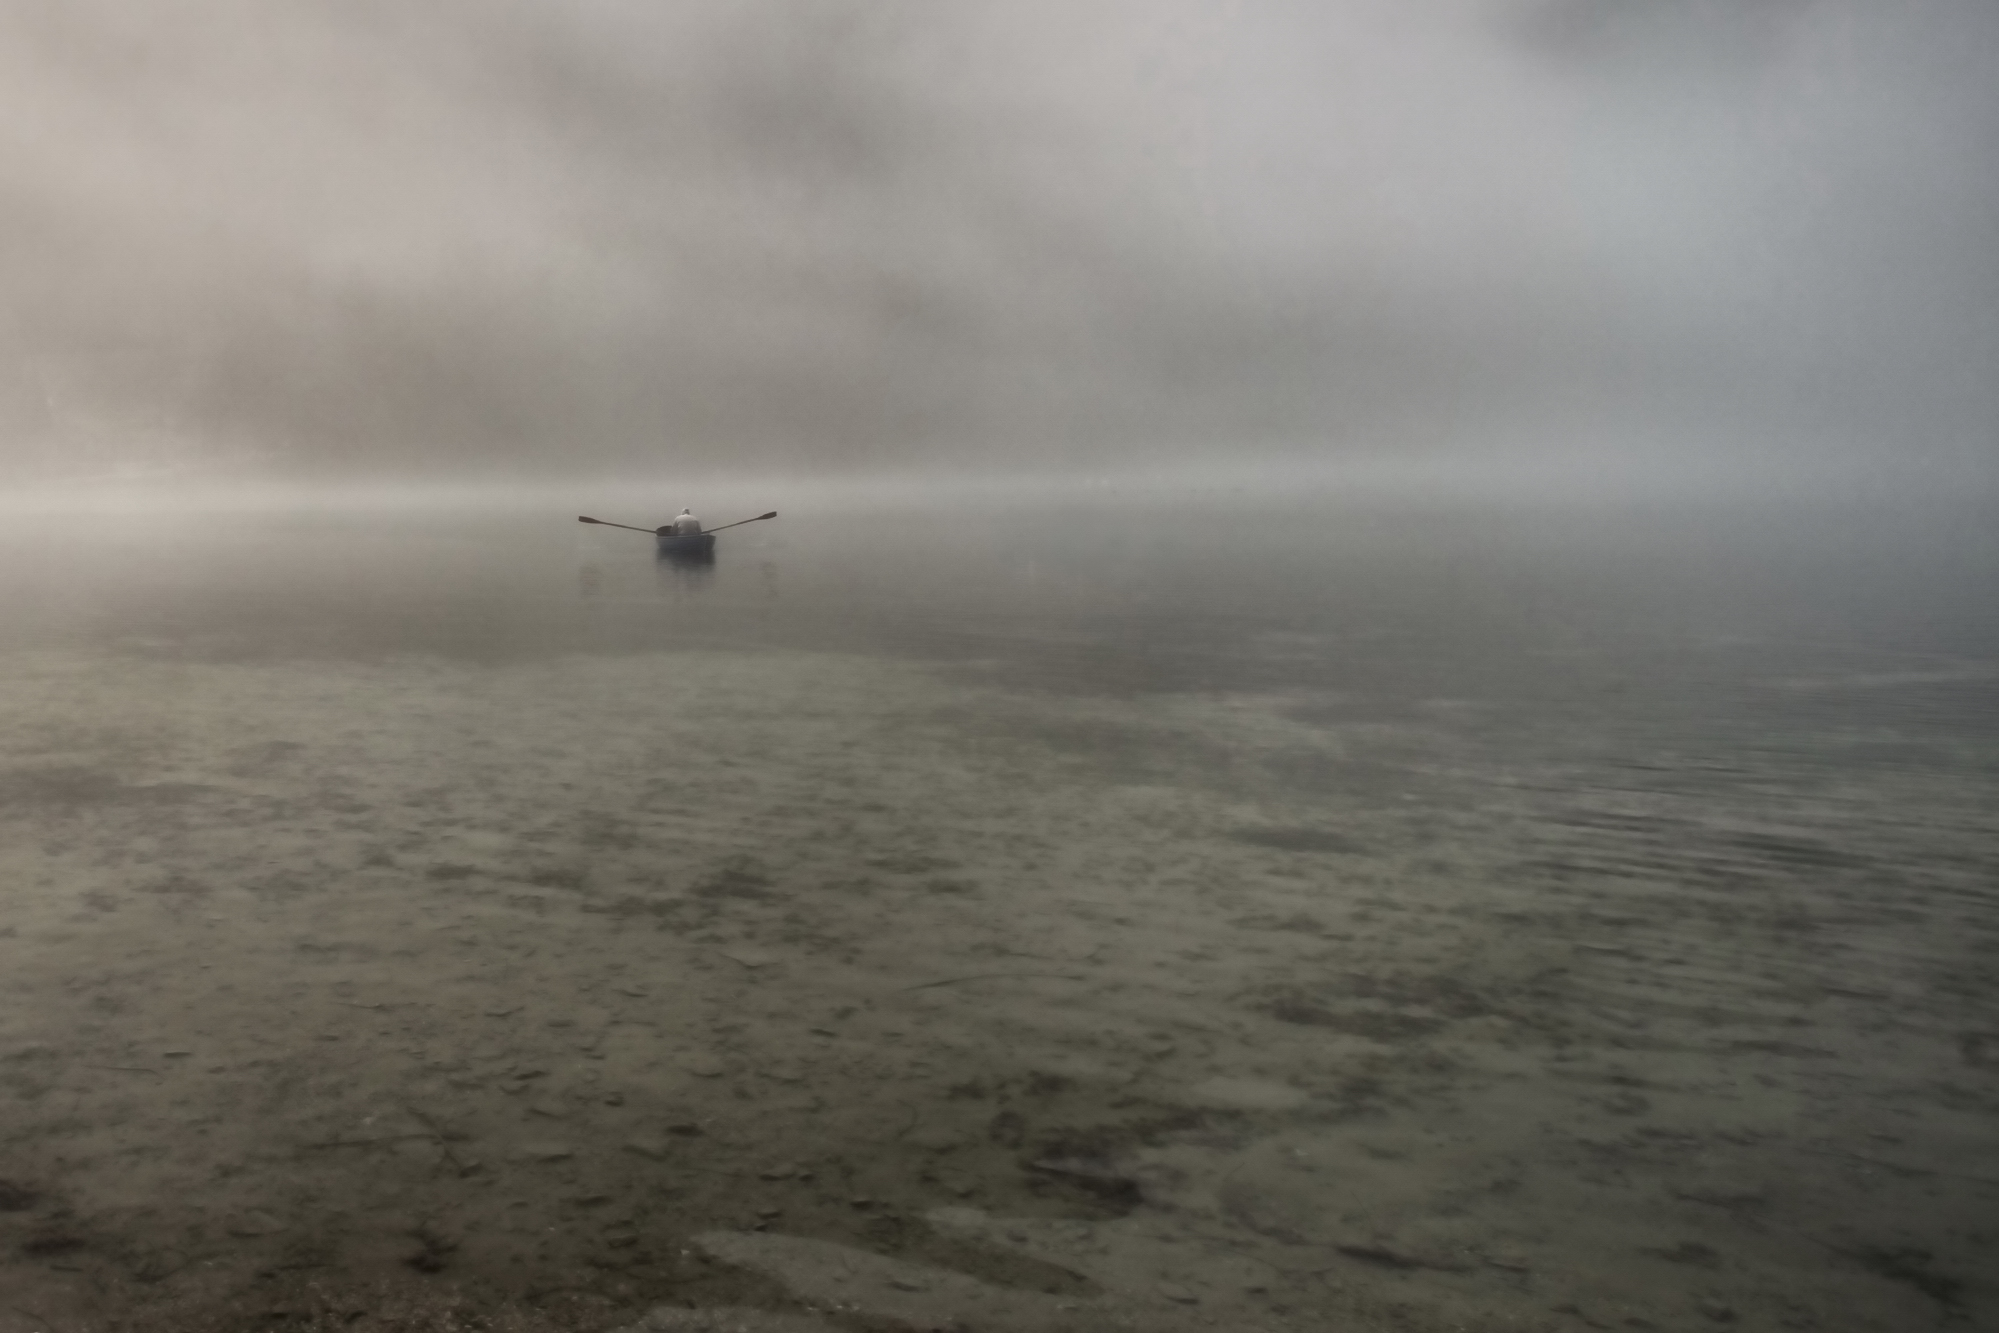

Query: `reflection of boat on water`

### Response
(654, 531, 717, 560)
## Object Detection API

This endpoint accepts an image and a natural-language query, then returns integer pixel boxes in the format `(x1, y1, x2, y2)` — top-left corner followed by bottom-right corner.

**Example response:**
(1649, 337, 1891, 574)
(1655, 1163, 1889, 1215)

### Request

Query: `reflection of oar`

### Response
(577, 516, 663, 535)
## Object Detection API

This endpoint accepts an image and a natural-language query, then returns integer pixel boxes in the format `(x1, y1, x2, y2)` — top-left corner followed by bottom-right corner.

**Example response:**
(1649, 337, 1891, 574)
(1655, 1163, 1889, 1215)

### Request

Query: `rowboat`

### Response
(576, 512, 774, 556)
(655, 530, 717, 558)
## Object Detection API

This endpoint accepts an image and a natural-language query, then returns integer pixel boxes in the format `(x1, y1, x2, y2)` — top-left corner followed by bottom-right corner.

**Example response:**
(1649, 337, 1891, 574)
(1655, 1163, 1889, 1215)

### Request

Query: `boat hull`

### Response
(655, 531, 717, 557)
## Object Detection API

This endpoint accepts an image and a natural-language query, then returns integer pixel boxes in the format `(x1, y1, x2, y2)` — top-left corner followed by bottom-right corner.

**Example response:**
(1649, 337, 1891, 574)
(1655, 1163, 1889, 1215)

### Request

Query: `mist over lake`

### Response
(3, 0, 1997, 1325)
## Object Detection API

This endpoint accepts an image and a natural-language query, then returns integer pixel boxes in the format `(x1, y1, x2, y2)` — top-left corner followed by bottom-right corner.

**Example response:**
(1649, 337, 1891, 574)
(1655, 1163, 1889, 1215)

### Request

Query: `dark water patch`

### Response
(1232, 912, 1333, 935)
(20, 1230, 85, 1258)
(292, 938, 379, 962)
(693, 859, 776, 901)
(223, 739, 308, 777)
(1019, 1109, 1207, 1216)
(1023, 1157, 1143, 1212)
(0, 765, 214, 810)
(1845, 1246, 1964, 1307)
(1504, 856, 1655, 884)
(1724, 833, 1872, 869)
(1335, 1240, 1474, 1272)
(574, 813, 642, 852)
(577, 894, 676, 921)
(1228, 826, 1366, 854)
(1722, 1039, 1837, 1059)
(140, 875, 212, 899)
(1252, 994, 1444, 1041)
(1, 1045, 59, 1101)
(1543, 810, 1698, 835)
(867, 853, 959, 875)
(1341, 972, 1496, 1020)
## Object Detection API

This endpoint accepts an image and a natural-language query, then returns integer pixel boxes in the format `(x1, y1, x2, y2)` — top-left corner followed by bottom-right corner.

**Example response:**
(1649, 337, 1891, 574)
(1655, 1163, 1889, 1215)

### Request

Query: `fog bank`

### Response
(3, 0, 1994, 485)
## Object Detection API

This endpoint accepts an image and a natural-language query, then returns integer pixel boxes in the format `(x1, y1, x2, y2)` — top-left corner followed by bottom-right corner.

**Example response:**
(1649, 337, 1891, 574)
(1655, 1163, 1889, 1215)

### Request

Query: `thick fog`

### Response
(4, 10, 1999, 1330)
(1, 0, 1994, 488)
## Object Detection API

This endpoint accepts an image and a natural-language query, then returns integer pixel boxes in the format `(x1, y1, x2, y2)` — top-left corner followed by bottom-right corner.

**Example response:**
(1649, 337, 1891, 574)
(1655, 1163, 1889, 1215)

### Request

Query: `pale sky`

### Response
(2, 0, 1993, 483)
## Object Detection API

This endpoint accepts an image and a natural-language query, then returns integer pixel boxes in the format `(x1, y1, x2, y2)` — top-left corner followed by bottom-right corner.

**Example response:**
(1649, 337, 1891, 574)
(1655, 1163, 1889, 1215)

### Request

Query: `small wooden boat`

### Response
(576, 511, 775, 559)
(654, 530, 717, 556)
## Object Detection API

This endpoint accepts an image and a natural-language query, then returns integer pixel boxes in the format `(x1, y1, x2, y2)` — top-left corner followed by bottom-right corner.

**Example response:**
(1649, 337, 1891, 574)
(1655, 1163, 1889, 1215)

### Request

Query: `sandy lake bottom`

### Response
(0, 502, 1995, 1332)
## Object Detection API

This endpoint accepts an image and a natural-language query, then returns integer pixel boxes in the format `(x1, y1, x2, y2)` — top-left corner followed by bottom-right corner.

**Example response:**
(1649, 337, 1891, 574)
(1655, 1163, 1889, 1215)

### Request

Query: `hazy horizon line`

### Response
(2, 443, 1990, 518)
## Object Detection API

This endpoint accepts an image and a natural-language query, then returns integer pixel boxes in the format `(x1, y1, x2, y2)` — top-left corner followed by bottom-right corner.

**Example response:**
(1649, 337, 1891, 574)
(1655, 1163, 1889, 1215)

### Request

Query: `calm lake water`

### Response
(1, 493, 1994, 1331)
(10, 493, 1995, 679)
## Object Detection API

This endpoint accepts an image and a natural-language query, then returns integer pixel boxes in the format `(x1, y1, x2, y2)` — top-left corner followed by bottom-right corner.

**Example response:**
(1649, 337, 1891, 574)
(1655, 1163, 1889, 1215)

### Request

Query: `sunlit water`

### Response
(1, 497, 1994, 1331)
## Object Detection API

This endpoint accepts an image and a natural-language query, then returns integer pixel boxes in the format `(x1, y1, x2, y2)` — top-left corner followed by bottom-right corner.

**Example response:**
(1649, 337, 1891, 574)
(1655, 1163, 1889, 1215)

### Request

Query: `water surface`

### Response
(1, 495, 1994, 1330)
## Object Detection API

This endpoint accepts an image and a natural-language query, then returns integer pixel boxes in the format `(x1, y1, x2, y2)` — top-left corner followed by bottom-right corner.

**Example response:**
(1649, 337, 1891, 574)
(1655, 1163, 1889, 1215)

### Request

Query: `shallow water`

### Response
(1, 496, 1995, 1331)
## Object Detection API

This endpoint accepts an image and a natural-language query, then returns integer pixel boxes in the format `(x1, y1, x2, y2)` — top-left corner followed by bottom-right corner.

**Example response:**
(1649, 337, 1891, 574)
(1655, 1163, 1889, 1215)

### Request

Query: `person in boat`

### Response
(670, 508, 702, 536)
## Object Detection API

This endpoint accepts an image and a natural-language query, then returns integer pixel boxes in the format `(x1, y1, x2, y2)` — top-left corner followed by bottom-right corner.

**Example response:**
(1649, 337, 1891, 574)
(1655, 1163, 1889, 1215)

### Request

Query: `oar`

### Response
(578, 511, 776, 536)
(704, 511, 778, 533)
(577, 516, 664, 535)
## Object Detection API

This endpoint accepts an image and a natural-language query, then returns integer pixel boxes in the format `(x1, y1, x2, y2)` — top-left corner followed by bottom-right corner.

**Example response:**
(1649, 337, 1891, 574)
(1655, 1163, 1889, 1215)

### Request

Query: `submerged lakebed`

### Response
(0, 496, 1994, 1331)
